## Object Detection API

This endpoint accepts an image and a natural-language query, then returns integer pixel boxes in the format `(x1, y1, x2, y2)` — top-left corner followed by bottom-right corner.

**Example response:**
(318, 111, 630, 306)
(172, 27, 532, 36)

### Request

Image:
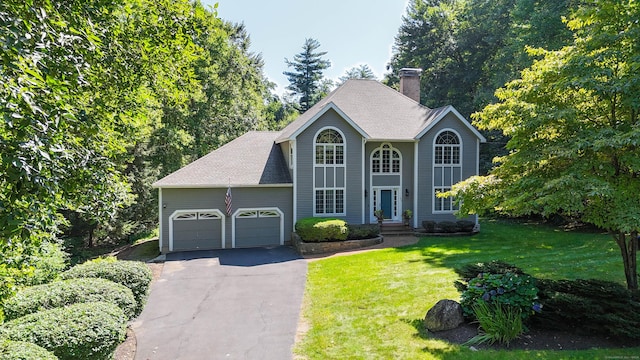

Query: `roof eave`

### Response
(414, 105, 487, 142)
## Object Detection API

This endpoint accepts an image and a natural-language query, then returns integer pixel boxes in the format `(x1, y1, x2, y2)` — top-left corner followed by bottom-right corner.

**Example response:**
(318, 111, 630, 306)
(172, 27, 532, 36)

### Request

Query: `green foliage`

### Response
(465, 302, 524, 347)
(456, 220, 475, 232)
(337, 64, 376, 86)
(3, 278, 137, 321)
(446, 0, 640, 289)
(295, 218, 348, 242)
(60, 258, 152, 315)
(346, 224, 380, 240)
(534, 278, 640, 339)
(460, 272, 540, 320)
(0, 242, 68, 306)
(284, 38, 331, 112)
(437, 221, 458, 233)
(0, 340, 58, 360)
(422, 220, 436, 232)
(0, 302, 126, 360)
(455, 260, 526, 281)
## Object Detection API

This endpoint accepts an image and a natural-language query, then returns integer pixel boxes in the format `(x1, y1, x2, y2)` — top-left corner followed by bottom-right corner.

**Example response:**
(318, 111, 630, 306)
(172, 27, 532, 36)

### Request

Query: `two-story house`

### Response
(153, 69, 486, 253)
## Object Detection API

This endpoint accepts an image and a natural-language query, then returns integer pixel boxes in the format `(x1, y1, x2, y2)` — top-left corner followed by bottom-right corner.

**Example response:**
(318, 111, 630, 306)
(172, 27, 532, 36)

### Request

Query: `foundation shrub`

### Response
(346, 224, 380, 240)
(456, 220, 476, 232)
(438, 221, 459, 233)
(0, 302, 127, 360)
(3, 277, 137, 321)
(0, 340, 58, 360)
(422, 220, 436, 232)
(295, 218, 348, 242)
(60, 257, 151, 315)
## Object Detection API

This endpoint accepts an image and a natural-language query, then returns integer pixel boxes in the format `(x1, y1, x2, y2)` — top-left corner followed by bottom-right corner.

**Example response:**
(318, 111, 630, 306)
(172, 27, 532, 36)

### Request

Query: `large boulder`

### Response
(424, 299, 464, 332)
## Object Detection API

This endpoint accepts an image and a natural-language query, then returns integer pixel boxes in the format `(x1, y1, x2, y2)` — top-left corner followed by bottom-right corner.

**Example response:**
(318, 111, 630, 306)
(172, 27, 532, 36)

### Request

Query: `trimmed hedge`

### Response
(346, 224, 380, 240)
(60, 258, 152, 315)
(0, 302, 127, 360)
(3, 277, 137, 321)
(0, 340, 58, 360)
(295, 218, 348, 242)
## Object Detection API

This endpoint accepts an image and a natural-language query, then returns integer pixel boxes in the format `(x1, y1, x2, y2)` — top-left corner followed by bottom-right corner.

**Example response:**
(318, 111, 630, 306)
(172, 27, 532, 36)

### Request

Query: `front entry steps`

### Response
(380, 223, 416, 237)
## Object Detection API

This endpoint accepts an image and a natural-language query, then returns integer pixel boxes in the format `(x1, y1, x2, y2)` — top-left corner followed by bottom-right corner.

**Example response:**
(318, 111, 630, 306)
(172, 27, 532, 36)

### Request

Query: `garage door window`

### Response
(258, 210, 279, 217)
(198, 212, 221, 220)
(174, 212, 197, 220)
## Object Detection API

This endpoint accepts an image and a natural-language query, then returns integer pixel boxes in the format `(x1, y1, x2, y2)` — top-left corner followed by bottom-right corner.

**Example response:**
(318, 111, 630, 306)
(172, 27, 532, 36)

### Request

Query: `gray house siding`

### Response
(364, 141, 415, 223)
(294, 108, 364, 224)
(160, 187, 293, 253)
(416, 113, 478, 224)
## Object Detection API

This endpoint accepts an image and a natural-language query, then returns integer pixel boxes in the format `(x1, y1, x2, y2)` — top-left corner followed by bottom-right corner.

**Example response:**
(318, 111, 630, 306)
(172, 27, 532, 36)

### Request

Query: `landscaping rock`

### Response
(424, 299, 464, 332)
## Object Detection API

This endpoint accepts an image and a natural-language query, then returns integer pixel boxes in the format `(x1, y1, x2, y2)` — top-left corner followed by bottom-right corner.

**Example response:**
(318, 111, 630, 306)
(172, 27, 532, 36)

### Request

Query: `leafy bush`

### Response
(438, 221, 459, 233)
(0, 302, 127, 360)
(346, 224, 380, 240)
(0, 340, 58, 360)
(533, 278, 640, 339)
(295, 218, 348, 242)
(456, 220, 476, 232)
(460, 272, 540, 320)
(422, 220, 436, 232)
(4, 278, 137, 321)
(465, 302, 524, 346)
(60, 257, 152, 315)
(455, 260, 526, 283)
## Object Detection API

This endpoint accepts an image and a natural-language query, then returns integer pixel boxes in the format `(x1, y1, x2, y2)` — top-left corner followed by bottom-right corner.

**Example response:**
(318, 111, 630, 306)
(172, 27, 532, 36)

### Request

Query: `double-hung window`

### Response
(314, 128, 346, 215)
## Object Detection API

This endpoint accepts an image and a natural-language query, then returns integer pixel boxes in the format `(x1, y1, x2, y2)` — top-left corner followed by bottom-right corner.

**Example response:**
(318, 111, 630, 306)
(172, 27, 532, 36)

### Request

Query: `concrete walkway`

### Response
(132, 247, 307, 360)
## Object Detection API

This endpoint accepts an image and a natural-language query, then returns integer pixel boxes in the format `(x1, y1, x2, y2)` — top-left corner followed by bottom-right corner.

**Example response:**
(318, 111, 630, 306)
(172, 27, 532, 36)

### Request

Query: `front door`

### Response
(380, 190, 393, 220)
(371, 187, 400, 222)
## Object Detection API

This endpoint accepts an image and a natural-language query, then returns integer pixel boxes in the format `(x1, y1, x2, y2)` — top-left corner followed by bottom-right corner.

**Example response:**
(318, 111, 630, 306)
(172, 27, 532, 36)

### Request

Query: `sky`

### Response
(203, 0, 409, 95)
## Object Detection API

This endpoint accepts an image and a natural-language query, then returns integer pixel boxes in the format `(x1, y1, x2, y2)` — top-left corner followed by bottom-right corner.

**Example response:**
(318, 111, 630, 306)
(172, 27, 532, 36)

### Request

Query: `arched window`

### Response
(371, 143, 401, 173)
(433, 130, 462, 212)
(314, 128, 346, 215)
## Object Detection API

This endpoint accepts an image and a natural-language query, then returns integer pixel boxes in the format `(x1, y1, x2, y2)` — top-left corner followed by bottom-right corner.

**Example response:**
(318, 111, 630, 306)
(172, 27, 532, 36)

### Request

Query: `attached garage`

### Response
(232, 208, 284, 248)
(169, 209, 225, 252)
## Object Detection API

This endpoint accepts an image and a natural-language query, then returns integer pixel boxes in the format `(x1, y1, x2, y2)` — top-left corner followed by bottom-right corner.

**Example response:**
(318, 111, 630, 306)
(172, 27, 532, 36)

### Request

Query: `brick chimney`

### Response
(399, 68, 422, 103)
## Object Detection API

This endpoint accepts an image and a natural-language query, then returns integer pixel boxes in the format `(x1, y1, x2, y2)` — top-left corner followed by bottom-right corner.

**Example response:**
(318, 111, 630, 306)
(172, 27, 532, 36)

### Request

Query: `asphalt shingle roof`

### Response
(276, 79, 451, 142)
(152, 131, 291, 188)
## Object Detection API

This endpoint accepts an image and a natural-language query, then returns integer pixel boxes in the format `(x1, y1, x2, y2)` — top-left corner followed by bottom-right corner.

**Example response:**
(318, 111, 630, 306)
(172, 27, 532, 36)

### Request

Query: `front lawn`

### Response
(295, 219, 638, 359)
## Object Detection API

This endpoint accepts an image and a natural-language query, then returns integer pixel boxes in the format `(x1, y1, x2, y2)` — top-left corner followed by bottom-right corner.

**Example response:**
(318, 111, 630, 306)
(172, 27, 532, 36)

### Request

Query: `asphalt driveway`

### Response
(132, 246, 307, 360)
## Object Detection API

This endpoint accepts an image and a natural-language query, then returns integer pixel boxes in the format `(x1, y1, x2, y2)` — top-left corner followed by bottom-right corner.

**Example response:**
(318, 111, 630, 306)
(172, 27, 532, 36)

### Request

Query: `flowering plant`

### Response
(460, 272, 541, 320)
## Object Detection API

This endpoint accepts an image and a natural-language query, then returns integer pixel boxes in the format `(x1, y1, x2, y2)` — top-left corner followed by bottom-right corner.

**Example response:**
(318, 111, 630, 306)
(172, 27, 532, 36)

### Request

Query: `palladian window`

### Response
(433, 130, 461, 212)
(314, 128, 346, 215)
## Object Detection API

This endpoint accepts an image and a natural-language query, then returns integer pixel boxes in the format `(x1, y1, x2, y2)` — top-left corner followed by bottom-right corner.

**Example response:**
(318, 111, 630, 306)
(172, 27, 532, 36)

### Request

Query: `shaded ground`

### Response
(428, 322, 640, 351)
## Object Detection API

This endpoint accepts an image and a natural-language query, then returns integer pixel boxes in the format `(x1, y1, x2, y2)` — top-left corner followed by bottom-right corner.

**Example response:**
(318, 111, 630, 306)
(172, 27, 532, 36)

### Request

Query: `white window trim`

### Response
(370, 187, 402, 222)
(232, 207, 284, 248)
(432, 129, 463, 214)
(313, 127, 346, 216)
(369, 143, 403, 223)
(370, 143, 402, 175)
(168, 209, 225, 252)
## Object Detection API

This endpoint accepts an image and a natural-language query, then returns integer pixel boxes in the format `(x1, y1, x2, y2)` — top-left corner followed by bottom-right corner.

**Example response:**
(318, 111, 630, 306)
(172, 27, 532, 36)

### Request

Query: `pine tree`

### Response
(283, 38, 331, 112)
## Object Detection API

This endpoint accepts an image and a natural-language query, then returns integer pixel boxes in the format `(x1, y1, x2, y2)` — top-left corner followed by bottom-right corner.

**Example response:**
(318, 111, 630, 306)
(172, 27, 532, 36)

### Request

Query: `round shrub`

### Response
(4, 277, 137, 321)
(0, 302, 127, 360)
(346, 224, 380, 240)
(295, 217, 348, 242)
(460, 272, 540, 320)
(0, 340, 58, 360)
(422, 220, 436, 232)
(456, 220, 476, 232)
(60, 258, 152, 315)
(438, 221, 459, 233)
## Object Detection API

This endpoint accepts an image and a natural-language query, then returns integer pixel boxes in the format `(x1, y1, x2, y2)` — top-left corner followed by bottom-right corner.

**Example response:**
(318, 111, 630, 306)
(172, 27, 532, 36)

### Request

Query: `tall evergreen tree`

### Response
(337, 64, 377, 85)
(283, 38, 331, 112)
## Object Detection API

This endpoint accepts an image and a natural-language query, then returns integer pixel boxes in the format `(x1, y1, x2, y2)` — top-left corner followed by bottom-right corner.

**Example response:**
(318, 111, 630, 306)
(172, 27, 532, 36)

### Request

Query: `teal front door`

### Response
(380, 190, 392, 220)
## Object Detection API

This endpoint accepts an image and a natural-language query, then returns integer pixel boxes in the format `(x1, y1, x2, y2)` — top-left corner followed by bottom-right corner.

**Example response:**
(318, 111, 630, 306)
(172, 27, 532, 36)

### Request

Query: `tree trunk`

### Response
(614, 231, 638, 290)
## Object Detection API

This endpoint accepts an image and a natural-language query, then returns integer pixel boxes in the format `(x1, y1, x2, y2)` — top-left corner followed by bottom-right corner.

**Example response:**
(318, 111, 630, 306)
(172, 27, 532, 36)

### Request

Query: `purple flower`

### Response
(532, 303, 543, 313)
(482, 293, 491, 301)
(489, 289, 497, 296)
(497, 287, 505, 295)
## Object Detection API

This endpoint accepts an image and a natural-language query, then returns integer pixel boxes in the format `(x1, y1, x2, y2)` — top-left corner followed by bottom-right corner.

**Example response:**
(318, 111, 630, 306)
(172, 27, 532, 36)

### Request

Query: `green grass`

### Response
(295, 219, 637, 359)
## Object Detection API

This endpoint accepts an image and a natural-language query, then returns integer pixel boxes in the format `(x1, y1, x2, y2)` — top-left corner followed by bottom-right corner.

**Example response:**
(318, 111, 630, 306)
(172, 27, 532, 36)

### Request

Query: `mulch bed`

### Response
(429, 322, 640, 351)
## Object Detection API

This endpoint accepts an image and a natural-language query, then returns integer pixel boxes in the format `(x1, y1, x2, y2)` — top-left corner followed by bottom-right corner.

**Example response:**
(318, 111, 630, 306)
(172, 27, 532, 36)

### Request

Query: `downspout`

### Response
(475, 138, 480, 227)
(292, 140, 297, 231)
(413, 140, 419, 228)
(362, 138, 366, 224)
(158, 187, 163, 253)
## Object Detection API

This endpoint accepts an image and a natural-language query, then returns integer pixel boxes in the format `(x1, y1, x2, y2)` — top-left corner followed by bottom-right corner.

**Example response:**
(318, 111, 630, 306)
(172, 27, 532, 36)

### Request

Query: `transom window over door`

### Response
(433, 130, 462, 212)
(371, 143, 401, 173)
(314, 128, 346, 215)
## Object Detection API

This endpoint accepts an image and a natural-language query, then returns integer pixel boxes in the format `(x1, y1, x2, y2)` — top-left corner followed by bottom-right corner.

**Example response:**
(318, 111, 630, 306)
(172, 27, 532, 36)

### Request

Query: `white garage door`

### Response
(233, 208, 283, 248)
(170, 210, 225, 251)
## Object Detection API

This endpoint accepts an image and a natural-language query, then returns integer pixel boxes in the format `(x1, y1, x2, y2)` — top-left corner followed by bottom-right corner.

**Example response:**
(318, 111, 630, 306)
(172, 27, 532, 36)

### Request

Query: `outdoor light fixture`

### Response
(405, 188, 409, 197)
(163, 203, 167, 209)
